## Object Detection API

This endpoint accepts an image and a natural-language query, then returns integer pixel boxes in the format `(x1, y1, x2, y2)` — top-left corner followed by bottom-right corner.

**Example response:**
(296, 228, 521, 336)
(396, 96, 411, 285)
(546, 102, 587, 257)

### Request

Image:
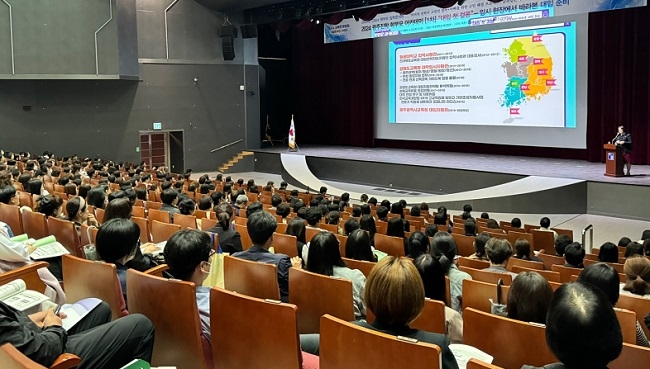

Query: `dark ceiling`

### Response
(194, 0, 289, 12)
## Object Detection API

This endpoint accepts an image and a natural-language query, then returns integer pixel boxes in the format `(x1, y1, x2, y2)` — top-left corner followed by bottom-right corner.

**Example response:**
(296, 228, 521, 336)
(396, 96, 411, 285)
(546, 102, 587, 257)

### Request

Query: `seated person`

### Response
(177, 197, 202, 229)
(286, 218, 307, 259)
(598, 242, 619, 263)
(621, 257, 650, 298)
(275, 203, 291, 224)
(160, 188, 180, 220)
(624, 242, 644, 259)
(484, 238, 518, 278)
(511, 217, 522, 229)
(356, 256, 459, 369)
(522, 282, 622, 369)
(486, 219, 504, 233)
(206, 203, 242, 254)
(414, 254, 464, 343)
(563, 243, 585, 268)
(463, 219, 477, 237)
(539, 216, 558, 241)
(306, 231, 366, 319)
(96, 218, 159, 302)
(468, 232, 491, 261)
(578, 262, 649, 346)
(554, 234, 572, 257)
(0, 301, 154, 369)
(386, 217, 408, 255)
(233, 194, 248, 217)
(376, 206, 389, 222)
(425, 224, 438, 237)
(231, 211, 301, 302)
(406, 231, 430, 259)
(65, 197, 99, 231)
(512, 238, 543, 263)
(431, 232, 470, 313)
(163, 229, 213, 342)
(345, 229, 377, 262)
(618, 236, 633, 248)
(343, 218, 360, 236)
(507, 271, 553, 324)
(35, 194, 64, 219)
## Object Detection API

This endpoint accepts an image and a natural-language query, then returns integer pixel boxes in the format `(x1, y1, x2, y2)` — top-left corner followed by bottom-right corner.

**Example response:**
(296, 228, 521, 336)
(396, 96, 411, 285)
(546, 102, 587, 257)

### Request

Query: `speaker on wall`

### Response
(240, 24, 258, 39)
(219, 24, 237, 38)
(221, 36, 235, 61)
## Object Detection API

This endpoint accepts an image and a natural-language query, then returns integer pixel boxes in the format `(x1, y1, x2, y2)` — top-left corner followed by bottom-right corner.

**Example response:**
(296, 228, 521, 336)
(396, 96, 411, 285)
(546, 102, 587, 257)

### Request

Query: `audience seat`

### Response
(126, 269, 211, 369)
(462, 279, 510, 314)
(47, 217, 82, 257)
(148, 209, 171, 230)
(21, 211, 49, 240)
(305, 227, 321, 244)
(550, 264, 582, 283)
(210, 288, 315, 369)
(341, 257, 375, 277)
(506, 258, 544, 272)
(61, 255, 126, 320)
(0, 262, 49, 294)
(131, 206, 145, 218)
(320, 314, 441, 369)
(234, 217, 247, 226)
(459, 266, 513, 285)
(145, 201, 162, 210)
(584, 259, 624, 273)
(374, 233, 405, 257)
(467, 358, 503, 369)
(511, 266, 561, 283)
(150, 220, 181, 243)
(276, 222, 288, 234)
(610, 343, 650, 369)
(457, 257, 490, 270)
(233, 224, 252, 250)
(614, 308, 639, 344)
(289, 268, 354, 334)
(531, 229, 555, 253)
(523, 224, 541, 233)
(94, 208, 105, 224)
(463, 307, 556, 368)
(551, 227, 573, 239)
(319, 223, 338, 234)
(199, 218, 217, 232)
(18, 191, 33, 209)
(0, 203, 24, 235)
(507, 231, 534, 250)
(173, 213, 198, 229)
(451, 234, 475, 257)
(194, 210, 210, 220)
(0, 343, 81, 369)
(537, 253, 564, 270)
(131, 216, 151, 243)
(271, 233, 298, 258)
(618, 293, 650, 337)
(335, 234, 348, 257)
(223, 256, 280, 300)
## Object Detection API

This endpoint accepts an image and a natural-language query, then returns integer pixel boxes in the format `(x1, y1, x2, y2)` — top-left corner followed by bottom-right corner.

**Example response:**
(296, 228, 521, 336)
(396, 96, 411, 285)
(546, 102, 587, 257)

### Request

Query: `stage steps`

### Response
(219, 151, 254, 173)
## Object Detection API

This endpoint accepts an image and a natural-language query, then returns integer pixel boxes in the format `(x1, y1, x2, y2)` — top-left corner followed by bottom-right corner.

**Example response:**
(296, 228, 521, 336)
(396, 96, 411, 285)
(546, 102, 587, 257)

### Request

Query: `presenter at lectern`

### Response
(612, 125, 632, 176)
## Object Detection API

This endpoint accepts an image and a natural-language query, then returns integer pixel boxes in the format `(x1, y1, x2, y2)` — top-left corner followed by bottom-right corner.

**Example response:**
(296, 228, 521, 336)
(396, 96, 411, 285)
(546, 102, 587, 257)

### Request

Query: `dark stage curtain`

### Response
(291, 25, 374, 147)
(587, 6, 650, 165)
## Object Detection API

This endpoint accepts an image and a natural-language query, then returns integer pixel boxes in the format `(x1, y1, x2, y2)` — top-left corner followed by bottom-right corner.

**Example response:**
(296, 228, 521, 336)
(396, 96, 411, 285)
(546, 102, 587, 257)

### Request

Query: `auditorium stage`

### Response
(250, 146, 650, 221)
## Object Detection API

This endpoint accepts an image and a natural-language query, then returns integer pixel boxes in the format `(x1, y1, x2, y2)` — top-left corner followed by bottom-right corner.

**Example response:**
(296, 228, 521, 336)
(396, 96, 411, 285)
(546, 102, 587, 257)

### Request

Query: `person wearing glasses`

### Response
(163, 229, 215, 342)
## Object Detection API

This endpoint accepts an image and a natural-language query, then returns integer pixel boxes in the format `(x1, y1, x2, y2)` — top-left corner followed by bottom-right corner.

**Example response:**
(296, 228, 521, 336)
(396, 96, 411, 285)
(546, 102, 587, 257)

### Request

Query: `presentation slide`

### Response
(389, 22, 577, 128)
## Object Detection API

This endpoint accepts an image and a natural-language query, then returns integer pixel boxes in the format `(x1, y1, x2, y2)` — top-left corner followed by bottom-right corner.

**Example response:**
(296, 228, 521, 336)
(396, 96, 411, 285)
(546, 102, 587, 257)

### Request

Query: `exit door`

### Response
(139, 131, 185, 173)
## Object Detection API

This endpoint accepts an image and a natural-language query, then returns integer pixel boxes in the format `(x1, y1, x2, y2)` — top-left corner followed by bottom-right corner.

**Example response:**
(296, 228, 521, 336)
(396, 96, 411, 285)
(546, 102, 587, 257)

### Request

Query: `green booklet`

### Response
(10, 234, 70, 260)
(120, 359, 152, 369)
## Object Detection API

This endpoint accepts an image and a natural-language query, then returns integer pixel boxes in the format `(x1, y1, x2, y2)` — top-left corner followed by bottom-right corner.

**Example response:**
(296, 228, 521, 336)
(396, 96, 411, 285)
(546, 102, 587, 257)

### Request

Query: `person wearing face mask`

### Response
(163, 229, 215, 342)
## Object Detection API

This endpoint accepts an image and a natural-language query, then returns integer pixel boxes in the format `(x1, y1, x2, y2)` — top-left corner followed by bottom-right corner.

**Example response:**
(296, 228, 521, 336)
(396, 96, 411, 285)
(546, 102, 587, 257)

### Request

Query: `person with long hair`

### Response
(345, 229, 376, 262)
(431, 232, 470, 312)
(286, 218, 307, 258)
(206, 203, 242, 254)
(306, 231, 366, 319)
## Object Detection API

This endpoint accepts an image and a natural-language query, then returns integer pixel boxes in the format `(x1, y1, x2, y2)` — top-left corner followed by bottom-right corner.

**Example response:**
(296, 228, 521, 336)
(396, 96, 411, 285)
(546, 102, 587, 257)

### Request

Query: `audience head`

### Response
(644, 239, 650, 257)
(555, 235, 572, 257)
(246, 211, 277, 248)
(245, 202, 263, 218)
(368, 197, 378, 206)
(87, 187, 107, 209)
(344, 218, 360, 236)
(463, 219, 477, 236)
(545, 282, 622, 369)
(36, 194, 63, 218)
(462, 204, 472, 213)
(480, 212, 489, 219)
(103, 198, 133, 222)
(564, 242, 585, 268)
(484, 238, 513, 266)
(407, 231, 430, 258)
(365, 256, 424, 327)
(26, 179, 43, 196)
(376, 206, 389, 220)
(66, 197, 89, 223)
(96, 218, 140, 264)
(214, 203, 234, 230)
(177, 198, 196, 216)
(390, 203, 404, 218)
(511, 217, 522, 228)
(413, 253, 446, 303)
(164, 229, 212, 282)
(306, 232, 346, 276)
(641, 230, 650, 242)
(359, 214, 376, 237)
(346, 229, 374, 262)
(461, 212, 472, 221)
(271, 195, 283, 208)
(474, 233, 491, 258)
(513, 238, 533, 259)
(617, 237, 632, 247)
(486, 219, 500, 229)
(433, 213, 447, 226)
(540, 217, 551, 228)
(305, 207, 322, 227)
(386, 218, 405, 238)
(286, 218, 306, 244)
(198, 196, 213, 211)
(578, 263, 620, 306)
(430, 232, 458, 274)
(598, 242, 619, 263)
(326, 211, 340, 225)
(351, 207, 361, 218)
(424, 224, 438, 238)
(624, 242, 644, 259)
(507, 271, 553, 324)
(623, 257, 650, 296)
(410, 205, 421, 217)
(160, 188, 179, 206)
(0, 185, 18, 205)
(276, 203, 291, 219)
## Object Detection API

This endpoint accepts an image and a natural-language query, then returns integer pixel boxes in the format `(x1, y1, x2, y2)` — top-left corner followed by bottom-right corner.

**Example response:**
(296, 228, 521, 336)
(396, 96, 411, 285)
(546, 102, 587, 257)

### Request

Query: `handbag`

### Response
(489, 278, 507, 316)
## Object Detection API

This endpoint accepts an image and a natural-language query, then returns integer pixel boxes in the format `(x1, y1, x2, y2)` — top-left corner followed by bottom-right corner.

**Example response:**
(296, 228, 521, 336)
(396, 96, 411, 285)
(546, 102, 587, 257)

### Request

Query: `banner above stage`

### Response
(324, 0, 647, 43)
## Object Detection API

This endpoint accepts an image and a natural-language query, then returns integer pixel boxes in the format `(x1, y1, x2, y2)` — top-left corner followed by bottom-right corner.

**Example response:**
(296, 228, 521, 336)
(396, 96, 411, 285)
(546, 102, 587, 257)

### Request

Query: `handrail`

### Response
(581, 224, 593, 253)
(1, 0, 15, 74)
(210, 139, 243, 153)
(164, 0, 180, 59)
(94, 0, 114, 75)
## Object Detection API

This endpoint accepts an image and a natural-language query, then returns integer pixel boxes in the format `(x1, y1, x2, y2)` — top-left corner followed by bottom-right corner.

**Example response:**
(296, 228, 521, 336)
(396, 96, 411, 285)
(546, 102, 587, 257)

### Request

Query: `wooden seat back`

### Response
(47, 217, 82, 257)
(234, 217, 247, 226)
(538, 253, 565, 270)
(459, 266, 513, 285)
(173, 213, 198, 229)
(151, 220, 181, 243)
(374, 233, 405, 257)
(194, 209, 210, 220)
(223, 256, 280, 300)
(0, 262, 49, 294)
(341, 257, 376, 277)
(618, 293, 650, 337)
(305, 227, 321, 243)
(0, 203, 23, 235)
(199, 218, 218, 232)
(18, 191, 33, 209)
(462, 279, 510, 313)
(131, 205, 145, 218)
(148, 209, 171, 232)
(511, 266, 561, 283)
(409, 299, 446, 334)
(272, 233, 298, 257)
(146, 201, 162, 210)
(94, 208, 105, 223)
(132, 216, 151, 243)
(0, 342, 82, 369)
(126, 269, 209, 369)
(233, 223, 253, 250)
(610, 343, 650, 369)
(531, 229, 555, 253)
(452, 234, 476, 257)
(210, 288, 303, 369)
(335, 234, 348, 257)
(320, 314, 441, 369)
(289, 267, 354, 334)
(550, 264, 582, 283)
(21, 211, 48, 240)
(508, 231, 534, 250)
(467, 358, 504, 369)
(551, 227, 573, 239)
(523, 224, 540, 233)
(506, 258, 544, 272)
(458, 257, 490, 270)
(584, 258, 624, 273)
(463, 307, 556, 368)
(614, 308, 639, 344)
(61, 255, 125, 320)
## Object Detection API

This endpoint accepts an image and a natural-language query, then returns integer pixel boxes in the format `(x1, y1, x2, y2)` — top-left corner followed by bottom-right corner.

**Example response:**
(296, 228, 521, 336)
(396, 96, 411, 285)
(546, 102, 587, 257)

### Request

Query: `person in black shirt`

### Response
(613, 125, 632, 176)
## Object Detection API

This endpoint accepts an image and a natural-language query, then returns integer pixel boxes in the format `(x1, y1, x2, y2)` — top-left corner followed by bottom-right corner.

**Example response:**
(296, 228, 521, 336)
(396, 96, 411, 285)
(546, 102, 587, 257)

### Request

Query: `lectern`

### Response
(604, 144, 624, 177)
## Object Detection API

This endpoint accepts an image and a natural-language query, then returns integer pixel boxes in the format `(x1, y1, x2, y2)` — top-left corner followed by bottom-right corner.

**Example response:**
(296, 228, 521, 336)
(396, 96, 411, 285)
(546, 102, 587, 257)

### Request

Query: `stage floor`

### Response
(256, 145, 649, 186)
